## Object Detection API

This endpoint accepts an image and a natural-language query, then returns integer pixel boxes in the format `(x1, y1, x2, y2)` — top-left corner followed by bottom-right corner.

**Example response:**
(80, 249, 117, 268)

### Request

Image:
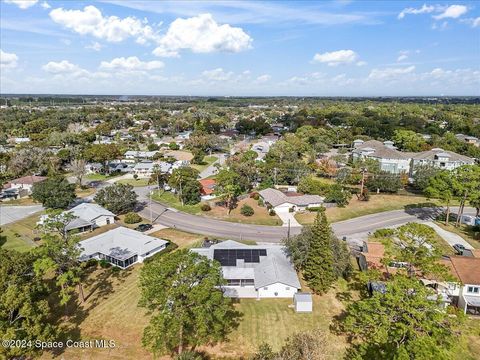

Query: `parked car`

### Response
(453, 243, 466, 255)
(135, 223, 153, 232)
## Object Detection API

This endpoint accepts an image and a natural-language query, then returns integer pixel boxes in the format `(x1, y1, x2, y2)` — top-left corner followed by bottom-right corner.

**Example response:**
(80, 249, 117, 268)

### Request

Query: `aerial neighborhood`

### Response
(1, 0, 480, 359)
(1, 95, 479, 360)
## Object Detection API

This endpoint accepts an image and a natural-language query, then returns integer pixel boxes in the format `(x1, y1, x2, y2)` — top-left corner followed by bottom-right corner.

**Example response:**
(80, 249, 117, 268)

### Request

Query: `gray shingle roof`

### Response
(259, 188, 324, 207)
(68, 203, 115, 222)
(191, 240, 301, 289)
(79, 226, 168, 261)
(352, 140, 409, 160)
(410, 148, 474, 163)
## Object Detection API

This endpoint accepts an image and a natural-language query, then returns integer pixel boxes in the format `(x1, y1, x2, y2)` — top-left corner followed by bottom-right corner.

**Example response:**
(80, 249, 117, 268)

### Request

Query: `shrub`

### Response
(111, 266, 121, 273)
(143, 242, 179, 264)
(133, 174, 138, 180)
(99, 259, 111, 268)
(201, 203, 211, 212)
(250, 192, 260, 200)
(307, 206, 324, 212)
(373, 228, 395, 238)
(124, 212, 142, 224)
(269, 209, 276, 216)
(169, 142, 180, 150)
(85, 259, 98, 268)
(289, 207, 295, 213)
(257, 198, 264, 206)
(241, 204, 255, 216)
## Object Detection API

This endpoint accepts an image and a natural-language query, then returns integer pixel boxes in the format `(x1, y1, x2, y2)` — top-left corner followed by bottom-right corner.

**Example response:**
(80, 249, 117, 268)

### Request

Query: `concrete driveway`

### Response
(0, 205, 44, 226)
(425, 221, 474, 250)
(276, 210, 301, 227)
(199, 153, 227, 179)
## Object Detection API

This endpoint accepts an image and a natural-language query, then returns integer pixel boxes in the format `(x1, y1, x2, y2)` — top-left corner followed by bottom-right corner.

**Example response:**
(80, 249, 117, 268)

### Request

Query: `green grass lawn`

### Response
(435, 222, 480, 249)
(191, 155, 218, 172)
(151, 190, 203, 214)
(85, 173, 121, 181)
(0, 212, 42, 252)
(296, 194, 442, 224)
(116, 178, 150, 187)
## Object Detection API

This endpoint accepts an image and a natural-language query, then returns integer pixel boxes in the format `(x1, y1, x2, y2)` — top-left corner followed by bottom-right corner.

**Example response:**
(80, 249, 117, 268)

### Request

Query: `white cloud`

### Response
(368, 66, 416, 80)
(4, 0, 38, 9)
(398, 4, 435, 19)
(85, 42, 102, 51)
(99, 56, 164, 71)
(474, 17, 480, 27)
(397, 50, 410, 62)
(312, 49, 358, 66)
(49, 5, 159, 44)
(431, 21, 449, 30)
(255, 74, 271, 83)
(460, 16, 480, 28)
(153, 14, 252, 57)
(356, 61, 367, 67)
(433, 5, 468, 20)
(201, 68, 234, 82)
(42, 60, 83, 74)
(41, 1, 50, 9)
(0, 49, 19, 69)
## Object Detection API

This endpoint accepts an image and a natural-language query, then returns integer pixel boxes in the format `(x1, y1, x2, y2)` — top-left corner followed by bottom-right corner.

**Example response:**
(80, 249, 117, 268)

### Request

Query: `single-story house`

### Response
(191, 240, 301, 298)
(78, 226, 168, 268)
(37, 203, 115, 233)
(124, 150, 159, 162)
(259, 188, 324, 213)
(3, 175, 47, 195)
(199, 179, 216, 200)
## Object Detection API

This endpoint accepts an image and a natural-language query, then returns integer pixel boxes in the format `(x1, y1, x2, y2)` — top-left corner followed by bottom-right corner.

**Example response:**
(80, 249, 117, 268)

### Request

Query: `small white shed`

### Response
(294, 292, 313, 313)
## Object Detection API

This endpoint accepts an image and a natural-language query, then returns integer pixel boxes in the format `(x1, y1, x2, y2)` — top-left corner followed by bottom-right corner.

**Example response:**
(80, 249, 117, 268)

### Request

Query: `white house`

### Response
(37, 203, 115, 233)
(133, 161, 155, 177)
(409, 148, 475, 174)
(78, 226, 169, 268)
(351, 140, 411, 174)
(3, 175, 47, 195)
(191, 240, 301, 299)
(259, 188, 324, 213)
(448, 256, 480, 315)
(124, 150, 159, 162)
(351, 140, 475, 175)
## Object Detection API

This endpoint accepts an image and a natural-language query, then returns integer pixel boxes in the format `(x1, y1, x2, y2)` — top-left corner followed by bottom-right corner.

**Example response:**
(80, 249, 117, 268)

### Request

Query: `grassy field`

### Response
(41, 266, 348, 360)
(296, 194, 441, 224)
(0, 212, 42, 252)
(151, 190, 203, 214)
(191, 155, 218, 172)
(116, 178, 150, 187)
(149, 228, 206, 248)
(435, 222, 480, 249)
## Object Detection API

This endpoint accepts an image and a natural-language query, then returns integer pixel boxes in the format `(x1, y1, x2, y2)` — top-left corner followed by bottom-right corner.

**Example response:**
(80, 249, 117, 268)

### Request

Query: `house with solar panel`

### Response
(191, 240, 301, 298)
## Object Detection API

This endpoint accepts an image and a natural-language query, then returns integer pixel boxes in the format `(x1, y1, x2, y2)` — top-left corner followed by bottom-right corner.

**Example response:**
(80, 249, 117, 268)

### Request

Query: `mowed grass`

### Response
(435, 222, 480, 249)
(191, 155, 218, 172)
(1, 212, 42, 252)
(150, 228, 206, 248)
(116, 178, 150, 187)
(296, 194, 440, 224)
(42, 264, 348, 360)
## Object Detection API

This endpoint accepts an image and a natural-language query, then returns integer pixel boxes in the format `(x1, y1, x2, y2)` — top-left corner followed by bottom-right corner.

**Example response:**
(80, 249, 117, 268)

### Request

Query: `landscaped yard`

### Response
(295, 194, 443, 224)
(149, 228, 206, 248)
(116, 178, 151, 187)
(1, 212, 42, 252)
(191, 155, 218, 172)
(151, 191, 282, 226)
(41, 266, 349, 360)
(85, 173, 122, 181)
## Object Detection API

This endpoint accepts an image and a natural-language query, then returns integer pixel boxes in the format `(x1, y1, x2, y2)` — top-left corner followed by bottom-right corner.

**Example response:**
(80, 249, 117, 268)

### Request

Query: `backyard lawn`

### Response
(41, 266, 349, 360)
(296, 194, 442, 224)
(191, 155, 218, 172)
(0, 212, 42, 252)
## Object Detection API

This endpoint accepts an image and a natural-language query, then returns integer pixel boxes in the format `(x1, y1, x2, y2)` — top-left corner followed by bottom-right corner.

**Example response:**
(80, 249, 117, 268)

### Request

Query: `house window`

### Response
(106, 218, 110, 224)
(286, 287, 290, 290)
(467, 286, 479, 294)
(264, 287, 268, 290)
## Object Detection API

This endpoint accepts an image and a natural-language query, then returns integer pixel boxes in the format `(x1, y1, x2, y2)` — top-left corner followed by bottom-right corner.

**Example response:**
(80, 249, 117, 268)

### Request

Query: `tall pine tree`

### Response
(302, 207, 336, 294)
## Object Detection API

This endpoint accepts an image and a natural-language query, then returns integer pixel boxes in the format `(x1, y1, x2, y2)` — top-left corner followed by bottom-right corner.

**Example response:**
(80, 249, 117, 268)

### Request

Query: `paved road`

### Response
(135, 186, 476, 242)
(0, 205, 44, 226)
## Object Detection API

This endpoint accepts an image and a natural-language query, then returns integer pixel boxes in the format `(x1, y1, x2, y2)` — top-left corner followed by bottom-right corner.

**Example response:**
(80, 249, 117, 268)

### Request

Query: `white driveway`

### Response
(0, 205, 44, 226)
(425, 221, 474, 250)
(276, 209, 301, 227)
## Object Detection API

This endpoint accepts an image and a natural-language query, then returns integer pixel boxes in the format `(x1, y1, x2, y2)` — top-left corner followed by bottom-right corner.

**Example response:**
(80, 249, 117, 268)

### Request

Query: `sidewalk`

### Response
(424, 221, 474, 250)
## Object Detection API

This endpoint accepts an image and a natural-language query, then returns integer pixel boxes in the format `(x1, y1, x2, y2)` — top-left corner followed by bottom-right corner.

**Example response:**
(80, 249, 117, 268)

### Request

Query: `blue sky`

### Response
(0, 0, 479, 96)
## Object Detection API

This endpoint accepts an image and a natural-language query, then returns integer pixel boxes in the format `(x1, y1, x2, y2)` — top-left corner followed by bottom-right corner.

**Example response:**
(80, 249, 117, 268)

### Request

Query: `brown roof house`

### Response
(3, 175, 47, 198)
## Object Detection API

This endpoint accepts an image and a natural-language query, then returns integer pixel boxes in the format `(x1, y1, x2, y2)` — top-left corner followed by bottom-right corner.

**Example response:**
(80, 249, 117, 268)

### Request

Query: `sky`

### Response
(0, 0, 479, 96)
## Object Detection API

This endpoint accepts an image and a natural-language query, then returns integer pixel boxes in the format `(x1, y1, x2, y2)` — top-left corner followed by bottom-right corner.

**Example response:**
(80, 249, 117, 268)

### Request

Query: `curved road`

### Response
(135, 187, 476, 243)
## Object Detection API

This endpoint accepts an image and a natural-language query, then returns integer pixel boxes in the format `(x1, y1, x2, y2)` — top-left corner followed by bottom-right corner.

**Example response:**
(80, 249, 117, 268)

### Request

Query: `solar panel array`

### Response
(213, 249, 267, 266)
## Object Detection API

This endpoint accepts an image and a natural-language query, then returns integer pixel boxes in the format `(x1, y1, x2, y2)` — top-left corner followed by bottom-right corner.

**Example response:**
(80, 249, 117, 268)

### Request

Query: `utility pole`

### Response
(359, 167, 367, 200)
(287, 219, 290, 241)
(274, 167, 277, 186)
(149, 187, 153, 223)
